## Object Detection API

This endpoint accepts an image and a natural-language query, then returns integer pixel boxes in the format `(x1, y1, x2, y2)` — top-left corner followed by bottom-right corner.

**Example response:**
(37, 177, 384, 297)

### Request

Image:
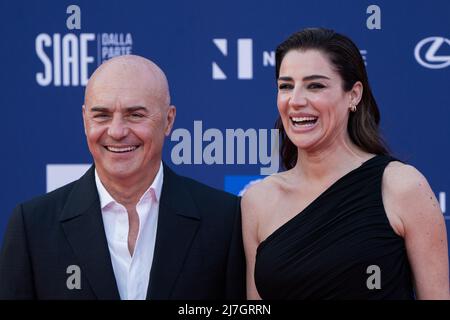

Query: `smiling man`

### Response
(0, 55, 245, 300)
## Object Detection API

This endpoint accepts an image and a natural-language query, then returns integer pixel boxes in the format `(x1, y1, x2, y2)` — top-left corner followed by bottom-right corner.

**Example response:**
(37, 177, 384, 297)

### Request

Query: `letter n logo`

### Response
(212, 38, 253, 80)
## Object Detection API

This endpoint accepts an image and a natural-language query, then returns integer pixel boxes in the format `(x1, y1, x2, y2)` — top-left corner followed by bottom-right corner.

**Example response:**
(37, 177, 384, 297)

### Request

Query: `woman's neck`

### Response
(293, 138, 373, 184)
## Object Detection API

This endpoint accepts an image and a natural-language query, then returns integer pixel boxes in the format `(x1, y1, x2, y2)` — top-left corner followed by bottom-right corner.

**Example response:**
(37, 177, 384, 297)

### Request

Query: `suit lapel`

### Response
(59, 166, 120, 300)
(147, 164, 200, 299)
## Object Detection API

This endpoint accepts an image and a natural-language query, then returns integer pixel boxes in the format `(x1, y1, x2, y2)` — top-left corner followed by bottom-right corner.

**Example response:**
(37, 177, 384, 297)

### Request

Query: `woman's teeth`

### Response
(291, 116, 318, 127)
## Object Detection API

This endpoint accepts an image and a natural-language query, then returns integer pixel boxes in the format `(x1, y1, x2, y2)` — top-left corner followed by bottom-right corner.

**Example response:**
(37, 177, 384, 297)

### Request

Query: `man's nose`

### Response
(107, 115, 129, 140)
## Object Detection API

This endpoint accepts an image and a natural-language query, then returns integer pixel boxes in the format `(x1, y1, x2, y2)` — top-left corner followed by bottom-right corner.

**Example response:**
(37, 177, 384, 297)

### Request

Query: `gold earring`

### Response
(350, 103, 357, 112)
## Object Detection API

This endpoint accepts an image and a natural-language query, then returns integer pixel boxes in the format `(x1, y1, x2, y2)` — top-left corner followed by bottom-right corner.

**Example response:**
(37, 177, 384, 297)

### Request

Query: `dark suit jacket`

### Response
(0, 164, 245, 299)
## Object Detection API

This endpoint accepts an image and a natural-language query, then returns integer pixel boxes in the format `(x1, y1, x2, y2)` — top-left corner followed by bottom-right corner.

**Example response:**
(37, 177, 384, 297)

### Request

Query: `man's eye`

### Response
(307, 83, 326, 89)
(130, 113, 144, 118)
(278, 83, 293, 90)
(93, 114, 109, 119)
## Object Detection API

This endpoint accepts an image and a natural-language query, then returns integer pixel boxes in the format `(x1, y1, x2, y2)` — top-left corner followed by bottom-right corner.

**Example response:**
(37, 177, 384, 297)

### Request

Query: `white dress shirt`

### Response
(94, 162, 163, 300)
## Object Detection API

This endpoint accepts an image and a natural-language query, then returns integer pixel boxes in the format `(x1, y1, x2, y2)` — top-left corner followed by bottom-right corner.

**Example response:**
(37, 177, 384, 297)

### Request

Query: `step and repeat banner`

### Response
(0, 0, 449, 256)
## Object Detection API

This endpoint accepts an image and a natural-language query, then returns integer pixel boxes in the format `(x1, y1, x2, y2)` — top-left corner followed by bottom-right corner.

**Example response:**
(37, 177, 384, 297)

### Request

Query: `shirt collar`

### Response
(95, 161, 164, 210)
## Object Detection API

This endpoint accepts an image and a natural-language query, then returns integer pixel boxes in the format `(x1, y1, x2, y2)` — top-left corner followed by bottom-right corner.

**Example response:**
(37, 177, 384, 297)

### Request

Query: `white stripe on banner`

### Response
(46, 164, 91, 193)
(237, 39, 253, 79)
(439, 192, 448, 220)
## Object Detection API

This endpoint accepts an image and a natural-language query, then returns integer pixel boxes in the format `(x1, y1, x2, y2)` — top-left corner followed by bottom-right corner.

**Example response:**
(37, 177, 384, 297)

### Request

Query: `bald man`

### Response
(0, 55, 245, 300)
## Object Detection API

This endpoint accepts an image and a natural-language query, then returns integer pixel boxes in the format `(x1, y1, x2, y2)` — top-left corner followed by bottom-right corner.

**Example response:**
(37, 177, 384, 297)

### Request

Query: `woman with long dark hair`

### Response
(242, 28, 449, 299)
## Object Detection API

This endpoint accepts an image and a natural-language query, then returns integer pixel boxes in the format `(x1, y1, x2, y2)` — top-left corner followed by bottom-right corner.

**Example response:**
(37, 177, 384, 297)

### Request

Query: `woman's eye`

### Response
(278, 83, 293, 90)
(307, 83, 325, 89)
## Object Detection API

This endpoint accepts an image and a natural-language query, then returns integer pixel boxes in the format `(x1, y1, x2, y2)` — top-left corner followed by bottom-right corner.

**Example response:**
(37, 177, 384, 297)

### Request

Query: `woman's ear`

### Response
(350, 81, 363, 106)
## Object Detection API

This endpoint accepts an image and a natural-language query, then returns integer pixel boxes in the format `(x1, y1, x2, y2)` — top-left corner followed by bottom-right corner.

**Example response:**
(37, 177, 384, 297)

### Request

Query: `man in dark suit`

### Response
(0, 55, 245, 299)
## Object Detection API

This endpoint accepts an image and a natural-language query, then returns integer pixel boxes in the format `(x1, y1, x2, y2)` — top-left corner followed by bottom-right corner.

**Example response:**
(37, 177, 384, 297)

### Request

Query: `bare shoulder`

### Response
(383, 161, 434, 202)
(382, 161, 442, 234)
(242, 173, 282, 206)
(383, 161, 433, 196)
(241, 172, 287, 217)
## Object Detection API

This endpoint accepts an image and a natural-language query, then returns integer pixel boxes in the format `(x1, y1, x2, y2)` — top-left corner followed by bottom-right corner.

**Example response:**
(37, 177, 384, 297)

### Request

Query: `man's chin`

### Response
(97, 165, 139, 181)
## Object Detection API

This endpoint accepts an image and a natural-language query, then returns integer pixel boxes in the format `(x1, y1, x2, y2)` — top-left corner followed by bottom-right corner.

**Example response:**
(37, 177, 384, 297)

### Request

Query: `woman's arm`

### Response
(383, 162, 450, 299)
(241, 185, 263, 300)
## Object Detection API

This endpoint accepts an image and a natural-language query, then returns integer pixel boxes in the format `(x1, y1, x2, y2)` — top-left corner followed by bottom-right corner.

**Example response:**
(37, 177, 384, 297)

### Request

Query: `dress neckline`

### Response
(257, 154, 384, 252)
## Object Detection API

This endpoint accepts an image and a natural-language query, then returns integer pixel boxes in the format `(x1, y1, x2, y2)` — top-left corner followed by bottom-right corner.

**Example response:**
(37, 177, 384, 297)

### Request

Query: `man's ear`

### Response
(82, 105, 87, 136)
(164, 105, 176, 136)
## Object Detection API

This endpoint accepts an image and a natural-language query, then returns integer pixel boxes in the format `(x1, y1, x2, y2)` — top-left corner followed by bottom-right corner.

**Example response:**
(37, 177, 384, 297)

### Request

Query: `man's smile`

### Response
(104, 145, 140, 153)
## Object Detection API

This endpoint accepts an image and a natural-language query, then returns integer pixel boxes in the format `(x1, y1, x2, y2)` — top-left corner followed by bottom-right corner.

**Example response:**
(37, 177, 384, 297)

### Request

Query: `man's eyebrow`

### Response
(126, 106, 148, 112)
(90, 106, 109, 112)
(89, 106, 148, 112)
(277, 75, 331, 81)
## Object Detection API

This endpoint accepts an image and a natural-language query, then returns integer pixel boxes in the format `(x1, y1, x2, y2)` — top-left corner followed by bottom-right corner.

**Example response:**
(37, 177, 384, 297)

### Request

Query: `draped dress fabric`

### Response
(254, 155, 415, 299)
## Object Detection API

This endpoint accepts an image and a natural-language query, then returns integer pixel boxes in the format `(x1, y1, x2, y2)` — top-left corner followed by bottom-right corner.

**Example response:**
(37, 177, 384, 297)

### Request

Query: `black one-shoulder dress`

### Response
(254, 155, 414, 299)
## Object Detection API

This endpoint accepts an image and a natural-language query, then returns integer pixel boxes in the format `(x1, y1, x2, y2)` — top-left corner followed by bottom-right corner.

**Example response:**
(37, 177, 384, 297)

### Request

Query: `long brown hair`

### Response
(275, 28, 390, 170)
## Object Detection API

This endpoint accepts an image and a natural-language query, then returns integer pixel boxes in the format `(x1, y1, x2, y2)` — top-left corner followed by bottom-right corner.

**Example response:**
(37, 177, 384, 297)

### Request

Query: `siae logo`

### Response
(414, 37, 450, 69)
(35, 5, 133, 87)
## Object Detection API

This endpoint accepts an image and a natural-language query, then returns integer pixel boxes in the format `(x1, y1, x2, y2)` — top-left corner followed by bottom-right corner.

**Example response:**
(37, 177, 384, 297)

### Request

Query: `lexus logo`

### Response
(414, 37, 450, 69)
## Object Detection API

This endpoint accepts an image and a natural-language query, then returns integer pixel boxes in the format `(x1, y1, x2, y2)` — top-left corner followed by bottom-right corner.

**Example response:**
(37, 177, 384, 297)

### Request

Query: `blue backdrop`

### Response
(1, 0, 449, 261)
